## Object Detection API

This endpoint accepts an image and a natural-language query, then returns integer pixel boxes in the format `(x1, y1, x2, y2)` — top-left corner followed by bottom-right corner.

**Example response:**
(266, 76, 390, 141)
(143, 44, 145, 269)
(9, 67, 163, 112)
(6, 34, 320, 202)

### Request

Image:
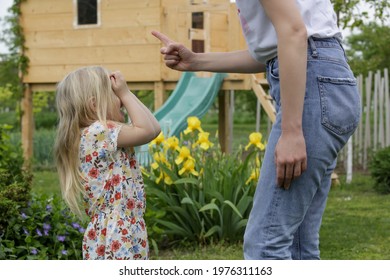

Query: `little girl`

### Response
(54, 66, 161, 260)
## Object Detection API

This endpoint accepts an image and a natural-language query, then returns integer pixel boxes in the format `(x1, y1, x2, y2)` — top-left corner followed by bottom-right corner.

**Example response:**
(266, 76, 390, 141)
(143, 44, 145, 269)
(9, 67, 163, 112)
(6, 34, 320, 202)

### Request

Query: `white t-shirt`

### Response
(235, 0, 342, 64)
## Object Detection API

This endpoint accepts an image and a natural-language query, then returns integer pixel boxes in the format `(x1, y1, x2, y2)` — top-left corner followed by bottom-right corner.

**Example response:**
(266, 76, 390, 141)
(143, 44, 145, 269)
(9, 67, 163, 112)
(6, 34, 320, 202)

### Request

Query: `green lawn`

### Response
(32, 170, 390, 260)
(320, 173, 390, 260)
(32, 170, 61, 196)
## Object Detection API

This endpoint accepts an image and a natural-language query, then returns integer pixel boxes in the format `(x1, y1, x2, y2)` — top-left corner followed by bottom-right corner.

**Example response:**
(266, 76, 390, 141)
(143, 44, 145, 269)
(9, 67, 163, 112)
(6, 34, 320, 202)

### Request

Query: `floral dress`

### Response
(79, 121, 148, 260)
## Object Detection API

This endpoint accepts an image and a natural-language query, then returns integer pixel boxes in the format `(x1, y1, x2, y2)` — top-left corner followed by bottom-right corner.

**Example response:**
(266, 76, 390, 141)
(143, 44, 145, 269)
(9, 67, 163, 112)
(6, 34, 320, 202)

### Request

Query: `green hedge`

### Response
(370, 146, 390, 194)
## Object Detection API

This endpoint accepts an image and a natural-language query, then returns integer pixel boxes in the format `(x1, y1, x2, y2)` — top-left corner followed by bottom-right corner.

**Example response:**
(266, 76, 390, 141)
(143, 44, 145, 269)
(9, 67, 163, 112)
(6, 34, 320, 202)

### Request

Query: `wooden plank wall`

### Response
(21, 0, 162, 84)
(159, 1, 251, 85)
(21, 0, 252, 86)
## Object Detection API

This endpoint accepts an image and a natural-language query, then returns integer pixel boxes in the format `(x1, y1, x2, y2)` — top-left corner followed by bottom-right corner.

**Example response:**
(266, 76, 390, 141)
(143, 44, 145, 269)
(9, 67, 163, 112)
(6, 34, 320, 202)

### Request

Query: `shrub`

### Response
(142, 117, 264, 246)
(32, 129, 56, 169)
(0, 192, 86, 260)
(370, 146, 390, 194)
(0, 124, 32, 234)
(0, 124, 24, 177)
(0, 171, 32, 234)
(9, 129, 56, 170)
(0, 112, 19, 129)
(34, 111, 57, 130)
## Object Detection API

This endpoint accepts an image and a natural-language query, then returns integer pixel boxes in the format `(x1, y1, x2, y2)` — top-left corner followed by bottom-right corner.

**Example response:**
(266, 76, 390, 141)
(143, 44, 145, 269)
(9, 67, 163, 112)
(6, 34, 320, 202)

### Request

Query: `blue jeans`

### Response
(243, 37, 361, 260)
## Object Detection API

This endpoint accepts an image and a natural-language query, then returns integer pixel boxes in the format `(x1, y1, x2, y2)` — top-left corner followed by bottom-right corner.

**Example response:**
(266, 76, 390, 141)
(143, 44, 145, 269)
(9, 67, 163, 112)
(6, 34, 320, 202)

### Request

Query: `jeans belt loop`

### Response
(308, 37, 318, 58)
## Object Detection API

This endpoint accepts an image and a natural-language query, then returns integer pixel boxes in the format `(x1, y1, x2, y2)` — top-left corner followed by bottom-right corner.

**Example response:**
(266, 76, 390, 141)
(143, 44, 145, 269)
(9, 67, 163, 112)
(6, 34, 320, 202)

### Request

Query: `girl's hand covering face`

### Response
(110, 71, 128, 97)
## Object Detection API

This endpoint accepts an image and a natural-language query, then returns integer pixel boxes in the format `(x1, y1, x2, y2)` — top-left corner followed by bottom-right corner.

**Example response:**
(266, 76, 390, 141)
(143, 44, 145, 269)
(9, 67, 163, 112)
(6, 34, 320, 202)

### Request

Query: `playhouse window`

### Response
(192, 40, 205, 53)
(192, 12, 204, 29)
(77, 0, 98, 25)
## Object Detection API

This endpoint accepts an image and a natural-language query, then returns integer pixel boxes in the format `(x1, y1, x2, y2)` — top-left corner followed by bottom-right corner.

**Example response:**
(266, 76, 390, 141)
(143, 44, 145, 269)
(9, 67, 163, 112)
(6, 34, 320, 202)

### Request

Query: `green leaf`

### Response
(156, 219, 190, 237)
(199, 202, 220, 213)
(204, 225, 221, 238)
(174, 178, 199, 185)
(181, 196, 194, 205)
(223, 200, 243, 218)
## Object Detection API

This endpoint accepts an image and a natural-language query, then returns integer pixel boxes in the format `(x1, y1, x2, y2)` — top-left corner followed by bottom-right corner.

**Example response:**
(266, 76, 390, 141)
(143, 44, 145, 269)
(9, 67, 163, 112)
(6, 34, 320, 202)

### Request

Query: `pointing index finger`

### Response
(151, 30, 173, 46)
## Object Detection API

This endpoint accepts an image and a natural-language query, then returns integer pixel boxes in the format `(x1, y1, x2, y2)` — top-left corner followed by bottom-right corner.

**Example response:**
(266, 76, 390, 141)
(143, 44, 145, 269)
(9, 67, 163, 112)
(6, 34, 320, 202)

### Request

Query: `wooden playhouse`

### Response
(20, 0, 275, 160)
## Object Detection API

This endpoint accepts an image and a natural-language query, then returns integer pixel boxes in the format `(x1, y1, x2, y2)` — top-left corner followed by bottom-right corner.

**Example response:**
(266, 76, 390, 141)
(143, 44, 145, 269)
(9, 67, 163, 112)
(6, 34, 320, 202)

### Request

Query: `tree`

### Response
(346, 22, 390, 76)
(0, 1, 28, 111)
(332, 0, 390, 29)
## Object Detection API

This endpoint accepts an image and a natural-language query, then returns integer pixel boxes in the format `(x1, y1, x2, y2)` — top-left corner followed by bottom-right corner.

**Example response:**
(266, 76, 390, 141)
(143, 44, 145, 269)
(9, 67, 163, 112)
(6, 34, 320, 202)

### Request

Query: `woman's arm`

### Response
(260, 0, 308, 189)
(151, 31, 265, 73)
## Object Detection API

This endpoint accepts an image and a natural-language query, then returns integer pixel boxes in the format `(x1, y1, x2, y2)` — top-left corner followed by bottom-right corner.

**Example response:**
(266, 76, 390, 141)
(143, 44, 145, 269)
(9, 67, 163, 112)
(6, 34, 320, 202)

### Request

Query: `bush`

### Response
(9, 129, 56, 170)
(34, 111, 57, 130)
(0, 171, 32, 234)
(0, 124, 32, 234)
(0, 192, 86, 260)
(0, 112, 19, 129)
(32, 129, 56, 169)
(142, 117, 264, 247)
(0, 124, 24, 176)
(370, 146, 390, 194)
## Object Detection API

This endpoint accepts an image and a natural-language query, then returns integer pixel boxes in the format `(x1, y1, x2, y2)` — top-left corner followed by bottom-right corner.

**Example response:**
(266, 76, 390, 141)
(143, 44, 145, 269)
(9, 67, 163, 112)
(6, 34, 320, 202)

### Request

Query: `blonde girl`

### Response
(54, 66, 160, 260)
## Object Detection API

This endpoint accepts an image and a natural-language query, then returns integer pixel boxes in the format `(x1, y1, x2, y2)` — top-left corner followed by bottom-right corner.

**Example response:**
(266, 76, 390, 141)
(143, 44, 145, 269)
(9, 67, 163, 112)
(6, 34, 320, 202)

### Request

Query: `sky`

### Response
(0, 0, 13, 54)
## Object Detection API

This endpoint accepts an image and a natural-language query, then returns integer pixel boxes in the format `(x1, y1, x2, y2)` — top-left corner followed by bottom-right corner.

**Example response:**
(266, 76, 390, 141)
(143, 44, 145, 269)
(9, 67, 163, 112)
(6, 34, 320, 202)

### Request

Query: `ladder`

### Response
(250, 74, 276, 123)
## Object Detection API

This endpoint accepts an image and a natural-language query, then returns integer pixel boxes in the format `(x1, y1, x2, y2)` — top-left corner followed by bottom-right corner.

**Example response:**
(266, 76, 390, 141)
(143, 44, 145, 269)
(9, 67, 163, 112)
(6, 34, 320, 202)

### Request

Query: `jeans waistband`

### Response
(266, 36, 343, 66)
(308, 36, 343, 57)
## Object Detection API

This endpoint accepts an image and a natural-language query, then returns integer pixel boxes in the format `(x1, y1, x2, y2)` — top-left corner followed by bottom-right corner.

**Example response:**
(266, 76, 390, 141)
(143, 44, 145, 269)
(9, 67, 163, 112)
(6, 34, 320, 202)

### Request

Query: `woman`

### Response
(152, 0, 360, 259)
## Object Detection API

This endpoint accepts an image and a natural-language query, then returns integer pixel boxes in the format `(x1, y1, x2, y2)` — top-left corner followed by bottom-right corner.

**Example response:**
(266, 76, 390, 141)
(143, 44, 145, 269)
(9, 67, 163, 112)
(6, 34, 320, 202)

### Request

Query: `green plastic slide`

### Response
(137, 72, 226, 166)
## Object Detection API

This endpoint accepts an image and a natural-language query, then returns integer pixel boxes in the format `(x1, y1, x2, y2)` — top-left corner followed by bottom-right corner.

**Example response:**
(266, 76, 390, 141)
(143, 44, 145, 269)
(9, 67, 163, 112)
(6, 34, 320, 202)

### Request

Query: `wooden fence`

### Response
(339, 68, 390, 180)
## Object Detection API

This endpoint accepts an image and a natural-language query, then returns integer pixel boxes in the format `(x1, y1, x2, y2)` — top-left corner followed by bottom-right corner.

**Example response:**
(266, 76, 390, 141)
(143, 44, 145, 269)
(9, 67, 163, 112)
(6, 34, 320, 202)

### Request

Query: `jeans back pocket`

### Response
(317, 76, 361, 135)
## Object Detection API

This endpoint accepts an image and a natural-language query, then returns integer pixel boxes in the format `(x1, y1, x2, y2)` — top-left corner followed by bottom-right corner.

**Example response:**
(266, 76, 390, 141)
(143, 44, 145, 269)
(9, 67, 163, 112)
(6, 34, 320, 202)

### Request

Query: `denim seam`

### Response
(308, 57, 349, 68)
(262, 187, 282, 259)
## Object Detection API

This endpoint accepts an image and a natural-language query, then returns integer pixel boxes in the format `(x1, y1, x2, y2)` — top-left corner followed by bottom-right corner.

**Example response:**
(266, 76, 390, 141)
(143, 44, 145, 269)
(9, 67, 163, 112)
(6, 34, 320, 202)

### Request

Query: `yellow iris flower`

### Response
(194, 132, 214, 151)
(175, 146, 193, 165)
(246, 169, 260, 185)
(178, 159, 199, 176)
(156, 171, 173, 185)
(164, 136, 179, 151)
(149, 132, 165, 147)
(183, 116, 204, 134)
(245, 132, 265, 151)
(151, 152, 170, 170)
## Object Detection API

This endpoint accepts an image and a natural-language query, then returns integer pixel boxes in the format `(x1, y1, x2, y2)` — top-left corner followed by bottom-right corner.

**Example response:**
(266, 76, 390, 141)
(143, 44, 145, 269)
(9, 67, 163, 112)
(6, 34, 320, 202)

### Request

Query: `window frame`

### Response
(73, 0, 101, 29)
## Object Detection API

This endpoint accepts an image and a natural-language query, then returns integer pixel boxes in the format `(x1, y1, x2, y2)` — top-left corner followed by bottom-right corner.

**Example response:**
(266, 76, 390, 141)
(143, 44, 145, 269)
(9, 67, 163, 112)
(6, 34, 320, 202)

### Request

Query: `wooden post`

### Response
(385, 68, 389, 146)
(21, 84, 33, 164)
(218, 90, 232, 153)
(363, 72, 372, 170)
(357, 74, 363, 166)
(154, 81, 165, 110)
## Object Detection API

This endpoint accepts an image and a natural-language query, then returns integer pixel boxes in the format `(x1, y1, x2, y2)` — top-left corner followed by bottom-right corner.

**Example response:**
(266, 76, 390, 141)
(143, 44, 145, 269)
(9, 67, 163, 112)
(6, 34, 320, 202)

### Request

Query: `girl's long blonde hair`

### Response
(54, 66, 119, 216)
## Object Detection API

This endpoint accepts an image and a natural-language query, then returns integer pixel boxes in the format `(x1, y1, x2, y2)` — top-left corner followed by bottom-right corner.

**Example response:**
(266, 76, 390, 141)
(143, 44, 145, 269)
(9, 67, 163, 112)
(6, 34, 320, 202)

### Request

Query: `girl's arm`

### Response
(260, 0, 308, 189)
(110, 71, 161, 147)
(151, 31, 266, 73)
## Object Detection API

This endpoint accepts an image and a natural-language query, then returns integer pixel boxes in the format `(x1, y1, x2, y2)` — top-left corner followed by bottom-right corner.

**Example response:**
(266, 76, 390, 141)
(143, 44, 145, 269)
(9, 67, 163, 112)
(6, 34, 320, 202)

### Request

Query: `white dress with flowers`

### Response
(79, 121, 148, 260)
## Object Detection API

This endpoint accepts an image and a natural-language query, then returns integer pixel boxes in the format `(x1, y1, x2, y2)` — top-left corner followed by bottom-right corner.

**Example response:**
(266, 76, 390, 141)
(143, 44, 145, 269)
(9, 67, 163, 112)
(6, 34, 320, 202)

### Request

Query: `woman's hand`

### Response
(274, 129, 307, 189)
(151, 30, 197, 71)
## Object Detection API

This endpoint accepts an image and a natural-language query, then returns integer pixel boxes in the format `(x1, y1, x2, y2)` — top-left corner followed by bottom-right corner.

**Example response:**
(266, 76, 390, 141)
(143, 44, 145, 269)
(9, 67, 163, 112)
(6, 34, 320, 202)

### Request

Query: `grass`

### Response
(26, 116, 388, 260)
(320, 172, 390, 260)
(32, 170, 61, 196)
(152, 242, 244, 260)
(32, 169, 390, 260)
